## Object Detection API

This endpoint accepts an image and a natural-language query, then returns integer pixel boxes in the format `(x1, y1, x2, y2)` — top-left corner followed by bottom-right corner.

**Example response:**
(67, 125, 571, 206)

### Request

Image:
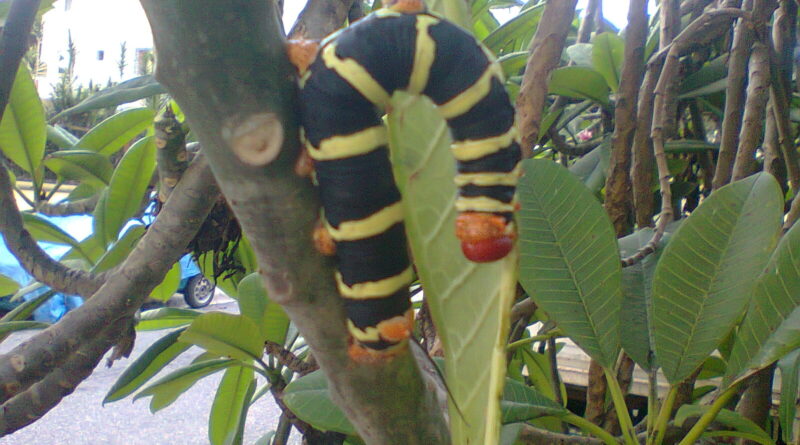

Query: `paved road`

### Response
(0, 293, 299, 445)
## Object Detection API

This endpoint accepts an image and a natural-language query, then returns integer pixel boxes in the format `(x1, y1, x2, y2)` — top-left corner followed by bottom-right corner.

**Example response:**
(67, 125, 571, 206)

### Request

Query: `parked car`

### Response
(177, 254, 215, 308)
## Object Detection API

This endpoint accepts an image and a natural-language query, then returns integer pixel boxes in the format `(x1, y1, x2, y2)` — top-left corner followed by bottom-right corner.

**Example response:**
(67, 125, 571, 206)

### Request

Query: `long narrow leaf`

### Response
(518, 159, 622, 369)
(134, 359, 235, 413)
(726, 215, 800, 383)
(591, 33, 624, 92)
(653, 173, 782, 384)
(43, 150, 113, 188)
(76, 107, 154, 156)
(104, 328, 191, 403)
(237, 273, 290, 344)
(209, 365, 255, 445)
(0, 64, 46, 191)
(94, 136, 156, 245)
(388, 92, 517, 445)
(283, 370, 357, 436)
(51, 76, 166, 119)
(179, 312, 264, 361)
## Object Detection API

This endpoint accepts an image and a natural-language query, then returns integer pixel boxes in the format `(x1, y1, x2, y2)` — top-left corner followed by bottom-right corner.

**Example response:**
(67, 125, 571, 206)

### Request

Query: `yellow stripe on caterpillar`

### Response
(322, 43, 391, 107)
(454, 164, 521, 187)
(438, 62, 504, 119)
(407, 15, 439, 94)
(451, 126, 518, 161)
(335, 267, 414, 299)
(298, 70, 312, 88)
(326, 201, 404, 241)
(455, 196, 517, 213)
(347, 309, 414, 343)
(308, 125, 387, 160)
(348, 321, 381, 342)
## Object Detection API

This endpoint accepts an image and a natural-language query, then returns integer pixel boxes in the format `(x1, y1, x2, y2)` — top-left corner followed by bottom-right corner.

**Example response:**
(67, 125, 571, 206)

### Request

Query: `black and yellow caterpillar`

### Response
(295, 2, 521, 359)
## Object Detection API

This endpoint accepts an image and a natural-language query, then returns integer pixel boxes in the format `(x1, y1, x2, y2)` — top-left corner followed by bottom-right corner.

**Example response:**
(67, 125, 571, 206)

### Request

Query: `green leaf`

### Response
(149, 262, 181, 302)
(20, 213, 93, 263)
(0, 64, 46, 191)
(387, 92, 517, 445)
(0, 274, 20, 296)
(46, 124, 79, 148)
(209, 365, 255, 445)
(591, 33, 624, 92)
(104, 328, 191, 403)
(496, 51, 528, 78)
(726, 216, 800, 383)
(427, 0, 470, 28)
(43, 150, 113, 188)
(60, 233, 105, 266)
(137, 307, 201, 331)
(499, 423, 524, 445)
(482, 3, 545, 54)
(76, 107, 154, 156)
(283, 370, 357, 436)
(518, 159, 622, 368)
(618, 226, 678, 372)
(0, 290, 56, 322)
(778, 349, 800, 443)
(179, 312, 264, 361)
(52, 76, 166, 120)
(134, 359, 235, 413)
(548, 67, 610, 105)
(94, 135, 156, 245)
(501, 378, 568, 424)
(679, 56, 727, 99)
(0, 321, 49, 335)
(237, 273, 290, 344)
(92, 224, 145, 272)
(65, 182, 98, 202)
(565, 43, 593, 67)
(674, 405, 774, 443)
(653, 173, 782, 384)
(568, 137, 611, 193)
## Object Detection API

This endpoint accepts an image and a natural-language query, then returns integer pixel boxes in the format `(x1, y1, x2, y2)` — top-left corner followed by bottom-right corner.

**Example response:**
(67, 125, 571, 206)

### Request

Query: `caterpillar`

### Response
(291, 0, 521, 360)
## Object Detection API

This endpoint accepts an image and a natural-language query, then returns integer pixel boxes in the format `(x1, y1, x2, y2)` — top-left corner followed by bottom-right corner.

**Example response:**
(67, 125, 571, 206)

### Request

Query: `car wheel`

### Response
(184, 275, 215, 308)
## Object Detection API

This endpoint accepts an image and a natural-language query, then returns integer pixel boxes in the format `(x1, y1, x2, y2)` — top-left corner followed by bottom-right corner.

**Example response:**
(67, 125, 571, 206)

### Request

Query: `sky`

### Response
(282, 0, 647, 31)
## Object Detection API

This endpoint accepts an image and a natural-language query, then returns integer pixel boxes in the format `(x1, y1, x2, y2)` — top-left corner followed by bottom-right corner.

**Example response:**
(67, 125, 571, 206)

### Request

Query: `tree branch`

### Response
(604, 0, 647, 236)
(650, 8, 749, 252)
(34, 194, 99, 216)
(516, 0, 579, 157)
(731, 40, 771, 180)
(138, 2, 448, 443)
(288, 0, 355, 40)
(712, 0, 759, 189)
(0, 155, 219, 432)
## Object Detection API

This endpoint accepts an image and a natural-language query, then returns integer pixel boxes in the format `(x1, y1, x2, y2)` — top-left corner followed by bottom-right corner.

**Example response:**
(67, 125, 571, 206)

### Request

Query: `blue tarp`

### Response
(0, 214, 92, 322)
(1, 212, 203, 322)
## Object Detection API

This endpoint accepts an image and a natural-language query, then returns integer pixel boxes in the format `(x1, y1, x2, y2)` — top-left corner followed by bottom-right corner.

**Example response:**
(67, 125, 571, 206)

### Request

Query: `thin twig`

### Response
(265, 340, 318, 376)
(647, 8, 750, 262)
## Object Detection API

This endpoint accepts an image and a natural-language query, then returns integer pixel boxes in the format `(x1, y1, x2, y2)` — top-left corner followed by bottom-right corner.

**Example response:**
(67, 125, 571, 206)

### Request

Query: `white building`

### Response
(35, 0, 308, 99)
(36, 0, 154, 97)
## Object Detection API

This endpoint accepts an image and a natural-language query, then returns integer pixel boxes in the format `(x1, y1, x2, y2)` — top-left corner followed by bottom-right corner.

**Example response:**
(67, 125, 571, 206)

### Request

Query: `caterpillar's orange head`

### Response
(455, 212, 515, 263)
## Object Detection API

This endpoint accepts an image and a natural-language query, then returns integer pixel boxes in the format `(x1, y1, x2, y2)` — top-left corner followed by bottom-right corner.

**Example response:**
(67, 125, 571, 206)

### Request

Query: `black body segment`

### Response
(299, 9, 521, 351)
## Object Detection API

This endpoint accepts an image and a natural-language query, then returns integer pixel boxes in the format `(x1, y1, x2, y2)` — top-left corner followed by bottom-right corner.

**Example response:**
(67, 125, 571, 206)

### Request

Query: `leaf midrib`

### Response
(525, 171, 609, 364)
